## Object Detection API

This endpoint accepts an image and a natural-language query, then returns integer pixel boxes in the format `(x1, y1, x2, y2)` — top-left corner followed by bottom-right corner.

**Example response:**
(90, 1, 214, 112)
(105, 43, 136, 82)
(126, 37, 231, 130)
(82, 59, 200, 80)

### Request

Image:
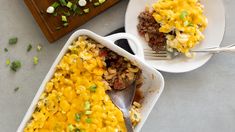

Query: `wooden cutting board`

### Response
(24, 0, 120, 43)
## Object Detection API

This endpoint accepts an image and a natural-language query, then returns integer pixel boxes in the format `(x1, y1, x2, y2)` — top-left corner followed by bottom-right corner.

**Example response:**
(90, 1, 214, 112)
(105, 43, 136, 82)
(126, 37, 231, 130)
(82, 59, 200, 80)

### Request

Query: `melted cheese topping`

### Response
(152, 0, 208, 56)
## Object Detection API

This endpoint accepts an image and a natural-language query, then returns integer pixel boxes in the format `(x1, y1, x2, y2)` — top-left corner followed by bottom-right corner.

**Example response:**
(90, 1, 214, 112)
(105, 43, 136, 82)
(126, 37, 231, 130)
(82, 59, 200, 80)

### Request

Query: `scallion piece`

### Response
(27, 44, 32, 52)
(37, 44, 42, 52)
(85, 118, 92, 123)
(99, 0, 106, 4)
(94, 2, 100, 7)
(180, 10, 188, 20)
(51, 2, 60, 8)
(59, 0, 67, 6)
(4, 48, 8, 52)
(6, 59, 10, 66)
(67, 2, 73, 9)
(89, 84, 97, 92)
(63, 23, 69, 27)
(75, 113, 81, 122)
(84, 101, 91, 110)
(9, 37, 18, 45)
(10, 60, 21, 72)
(14, 87, 20, 92)
(68, 124, 74, 132)
(33, 56, 39, 65)
(83, 8, 89, 14)
(85, 110, 92, 115)
(62, 15, 67, 22)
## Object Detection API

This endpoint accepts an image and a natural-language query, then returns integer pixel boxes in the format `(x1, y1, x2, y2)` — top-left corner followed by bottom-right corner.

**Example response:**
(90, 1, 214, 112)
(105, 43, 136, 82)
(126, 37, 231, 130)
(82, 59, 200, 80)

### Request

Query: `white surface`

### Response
(1, 0, 235, 132)
(125, 0, 225, 73)
(17, 30, 164, 132)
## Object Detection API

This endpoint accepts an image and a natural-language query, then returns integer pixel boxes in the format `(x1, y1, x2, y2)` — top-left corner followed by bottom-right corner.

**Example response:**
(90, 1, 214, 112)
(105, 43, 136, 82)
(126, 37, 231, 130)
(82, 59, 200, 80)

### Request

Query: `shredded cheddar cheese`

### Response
(152, 0, 208, 57)
(24, 36, 130, 132)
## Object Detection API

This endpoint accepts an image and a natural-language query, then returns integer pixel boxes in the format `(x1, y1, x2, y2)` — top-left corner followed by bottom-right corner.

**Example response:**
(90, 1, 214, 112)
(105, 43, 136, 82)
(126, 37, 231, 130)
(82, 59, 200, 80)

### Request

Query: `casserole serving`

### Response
(17, 29, 164, 132)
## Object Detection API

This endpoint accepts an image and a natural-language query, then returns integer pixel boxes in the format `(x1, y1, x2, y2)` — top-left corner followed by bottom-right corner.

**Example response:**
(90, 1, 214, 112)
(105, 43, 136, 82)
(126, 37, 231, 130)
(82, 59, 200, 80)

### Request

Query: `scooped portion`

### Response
(24, 36, 142, 132)
(138, 0, 208, 57)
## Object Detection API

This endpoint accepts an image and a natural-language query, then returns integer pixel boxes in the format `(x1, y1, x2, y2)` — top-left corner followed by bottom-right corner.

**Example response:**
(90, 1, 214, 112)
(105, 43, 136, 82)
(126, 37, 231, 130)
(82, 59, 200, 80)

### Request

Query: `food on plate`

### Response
(24, 36, 142, 132)
(137, 0, 208, 57)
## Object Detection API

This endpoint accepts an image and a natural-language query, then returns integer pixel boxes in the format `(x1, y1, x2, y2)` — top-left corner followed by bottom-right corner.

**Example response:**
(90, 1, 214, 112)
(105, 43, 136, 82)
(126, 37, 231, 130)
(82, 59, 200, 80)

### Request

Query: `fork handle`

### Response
(192, 44, 235, 53)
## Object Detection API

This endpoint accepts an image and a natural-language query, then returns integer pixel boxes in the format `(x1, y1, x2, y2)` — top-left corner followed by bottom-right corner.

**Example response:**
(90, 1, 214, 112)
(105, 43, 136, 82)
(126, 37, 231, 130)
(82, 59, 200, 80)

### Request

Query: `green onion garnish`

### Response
(59, 0, 67, 6)
(27, 44, 32, 52)
(67, 2, 73, 9)
(89, 85, 97, 92)
(75, 113, 81, 122)
(9, 37, 18, 45)
(62, 15, 67, 22)
(99, 0, 106, 4)
(6, 59, 10, 66)
(63, 11, 71, 16)
(85, 118, 92, 123)
(51, 2, 60, 8)
(85, 110, 92, 115)
(84, 101, 91, 110)
(74, 128, 80, 132)
(33, 56, 39, 65)
(83, 8, 89, 14)
(63, 23, 69, 27)
(37, 44, 42, 51)
(10, 60, 21, 72)
(180, 10, 188, 20)
(72, 4, 78, 12)
(68, 124, 74, 132)
(4, 48, 8, 52)
(94, 2, 100, 7)
(14, 87, 20, 92)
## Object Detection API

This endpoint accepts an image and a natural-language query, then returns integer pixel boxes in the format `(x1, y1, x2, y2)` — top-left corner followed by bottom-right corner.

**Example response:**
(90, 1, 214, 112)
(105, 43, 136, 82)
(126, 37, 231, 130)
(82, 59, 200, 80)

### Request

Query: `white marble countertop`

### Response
(0, 0, 235, 132)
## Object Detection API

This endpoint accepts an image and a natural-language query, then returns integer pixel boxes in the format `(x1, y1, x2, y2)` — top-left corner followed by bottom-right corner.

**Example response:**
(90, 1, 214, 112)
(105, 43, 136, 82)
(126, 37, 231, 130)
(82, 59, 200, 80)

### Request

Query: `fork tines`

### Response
(144, 49, 172, 60)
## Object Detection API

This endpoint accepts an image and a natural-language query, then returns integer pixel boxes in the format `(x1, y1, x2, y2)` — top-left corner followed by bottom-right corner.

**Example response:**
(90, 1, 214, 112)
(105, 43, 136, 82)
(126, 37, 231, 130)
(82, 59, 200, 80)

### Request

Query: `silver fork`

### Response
(144, 44, 235, 60)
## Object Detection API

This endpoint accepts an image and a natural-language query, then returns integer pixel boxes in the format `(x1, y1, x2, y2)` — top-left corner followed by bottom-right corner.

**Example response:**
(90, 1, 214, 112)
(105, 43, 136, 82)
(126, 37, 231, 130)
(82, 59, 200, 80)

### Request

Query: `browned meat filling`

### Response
(100, 48, 142, 90)
(137, 10, 167, 52)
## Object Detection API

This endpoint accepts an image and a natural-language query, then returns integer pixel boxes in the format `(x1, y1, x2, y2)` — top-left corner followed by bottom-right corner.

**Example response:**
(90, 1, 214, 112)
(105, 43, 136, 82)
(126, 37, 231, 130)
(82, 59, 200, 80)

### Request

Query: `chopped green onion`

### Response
(184, 20, 189, 26)
(6, 59, 10, 66)
(37, 44, 42, 51)
(59, 0, 67, 6)
(10, 60, 21, 72)
(74, 128, 80, 132)
(63, 23, 69, 27)
(33, 56, 39, 65)
(63, 11, 71, 16)
(51, 2, 60, 8)
(83, 8, 89, 14)
(68, 124, 74, 132)
(72, 4, 78, 12)
(74, 8, 83, 15)
(4, 48, 8, 52)
(94, 2, 100, 6)
(85, 110, 92, 115)
(47, 6, 55, 14)
(67, 2, 73, 9)
(180, 10, 188, 20)
(99, 0, 106, 4)
(14, 87, 19, 92)
(27, 44, 32, 52)
(75, 113, 81, 122)
(62, 15, 67, 22)
(85, 118, 92, 123)
(89, 84, 97, 92)
(9, 37, 18, 45)
(84, 101, 91, 110)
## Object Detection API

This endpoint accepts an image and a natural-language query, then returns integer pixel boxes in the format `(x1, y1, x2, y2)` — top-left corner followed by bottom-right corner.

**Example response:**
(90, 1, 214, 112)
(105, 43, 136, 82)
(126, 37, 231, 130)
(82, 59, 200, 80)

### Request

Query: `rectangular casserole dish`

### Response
(17, 29, 164, 132)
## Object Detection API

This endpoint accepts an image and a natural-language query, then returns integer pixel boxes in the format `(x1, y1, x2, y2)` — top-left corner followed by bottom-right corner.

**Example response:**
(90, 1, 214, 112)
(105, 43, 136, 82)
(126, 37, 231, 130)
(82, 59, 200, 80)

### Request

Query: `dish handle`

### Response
(105, 33, 145, 60)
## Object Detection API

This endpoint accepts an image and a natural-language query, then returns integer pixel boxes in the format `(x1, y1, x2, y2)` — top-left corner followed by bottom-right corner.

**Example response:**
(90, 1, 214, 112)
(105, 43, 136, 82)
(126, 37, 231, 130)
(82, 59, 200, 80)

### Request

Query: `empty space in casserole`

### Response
(24, 36, 143, 132)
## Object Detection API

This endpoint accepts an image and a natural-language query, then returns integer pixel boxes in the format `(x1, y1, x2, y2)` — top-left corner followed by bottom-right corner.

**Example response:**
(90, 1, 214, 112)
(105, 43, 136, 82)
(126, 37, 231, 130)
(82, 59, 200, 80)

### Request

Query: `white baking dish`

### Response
(17, 29, 164, 132)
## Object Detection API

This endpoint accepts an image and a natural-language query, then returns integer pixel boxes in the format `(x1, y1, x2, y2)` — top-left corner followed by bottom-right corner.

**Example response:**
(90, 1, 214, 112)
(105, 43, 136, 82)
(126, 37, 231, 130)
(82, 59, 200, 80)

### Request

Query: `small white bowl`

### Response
(125, 0, 225, 73)
(17, 29, 165, 132)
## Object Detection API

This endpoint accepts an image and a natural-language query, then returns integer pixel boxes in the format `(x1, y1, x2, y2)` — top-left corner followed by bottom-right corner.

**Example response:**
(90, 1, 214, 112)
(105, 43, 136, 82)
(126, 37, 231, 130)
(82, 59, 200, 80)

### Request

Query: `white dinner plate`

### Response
(125, 0, 225, 73)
